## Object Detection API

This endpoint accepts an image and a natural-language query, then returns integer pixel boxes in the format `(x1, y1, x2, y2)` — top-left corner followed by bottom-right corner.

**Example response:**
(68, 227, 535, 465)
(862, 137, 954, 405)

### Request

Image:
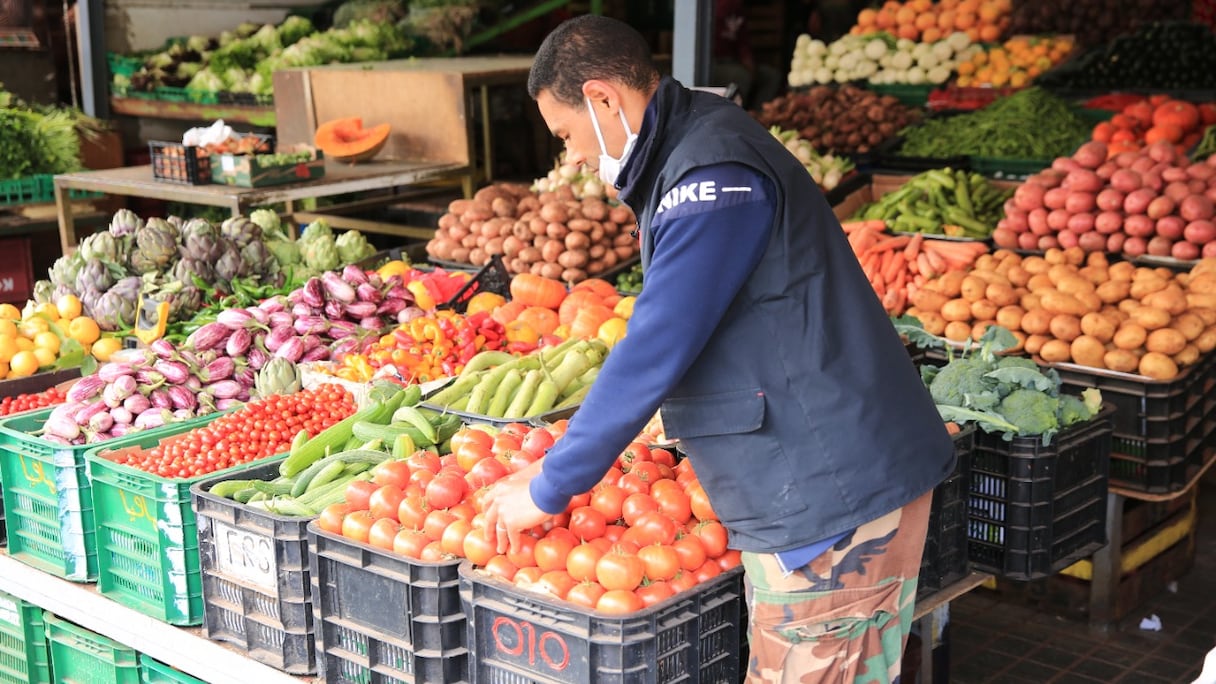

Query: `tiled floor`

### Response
(948, 484, 1216, 683)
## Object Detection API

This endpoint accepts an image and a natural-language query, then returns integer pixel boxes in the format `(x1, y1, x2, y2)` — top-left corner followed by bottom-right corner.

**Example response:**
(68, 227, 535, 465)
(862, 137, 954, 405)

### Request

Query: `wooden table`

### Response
(913, 572, 993, 684)
(53, 159, 466, 255)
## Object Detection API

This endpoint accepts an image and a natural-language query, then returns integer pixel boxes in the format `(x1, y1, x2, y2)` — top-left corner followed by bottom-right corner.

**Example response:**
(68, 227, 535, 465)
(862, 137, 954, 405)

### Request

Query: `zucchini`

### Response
(252, 480, 294, 496)
(305, 460, 349, 494)
(232, 487, 258, 504)
(296, 472, 371, 510)
(209, 479, 258, 499)
(392, 406, 439, 444)
(279, 391, 401, 478)
(267, 498, 315, 517)
(353, 421, 421, 444)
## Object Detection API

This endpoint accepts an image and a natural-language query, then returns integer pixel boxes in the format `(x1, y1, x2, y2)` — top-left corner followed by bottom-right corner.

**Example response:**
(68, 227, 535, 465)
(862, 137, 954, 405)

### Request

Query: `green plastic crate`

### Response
(970, 156, 1053, 180)
(43, 613, 139, 684)
(86, 430, 285, 626)
(0, 177, 46, 207)
(0, 590, 51, 684)
(138, 653, 205, 684)
(866, 82, 934, 107)
(0, 409, 223, 582)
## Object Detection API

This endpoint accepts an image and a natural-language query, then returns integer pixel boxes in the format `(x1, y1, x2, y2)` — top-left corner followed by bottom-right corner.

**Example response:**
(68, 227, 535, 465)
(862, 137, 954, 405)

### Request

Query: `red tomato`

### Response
(492, 433, 523, 456)
(409, 469, 436, 490)
(507, 449, 539, 473)
(441, 519, 473, 557)
(537, 570, 577, 600)
(393, 527, 430, 558)
(634, 511, 679, 546)
(636, 581, 675, 607)
(637, 544, 681, 581)
(618, 442, 652, 469)
(589, 536, 614, 553)
(449, 501, 477, 523)
(405, 450, 441, 474)
(462, 528, 497, 566)
(484, 555, 518, 582)
(694, 560, 722, 582)
(649, 448, 676, 468)
(419, 541, 448, 562)
(341, 511, 375, 544)
(455, 440, 493, 472)
(566, 581, 606, 609)
(467, 456, 510, 488)
(617, 473, 649, 495)
(449, 427, 493, 455)
(397, 494, 430, 530)
(568, 506, 608, 541)
(372, 460, 412, 489)
(534, 536, 576, 573)
(565, 492, 592, 513)
(500, 422, 531, 439)
(425, 472, 467, 510)
(596, 548, 645, 592)
(602, 525, 627, 543)
(672, 535, 707, 572)
(423, 509, 458, 541)
(367, 518, 401, 550)
(514, 566, 545, 586)
(628, 461, 663, 485)
(520, 427, 555, 457)
(670, 571, 698, 593)
(545, 419, 569, 440)
(344, 481, 379, 512)
(505, 534, 538, 569)
(368, 485, 406, 521)
(688, 483, 717, 523)
(694, 521, 729, 558)
(543, 525, 579, 547)
(317, 503, 350, 535)
(621, 493, 659, 527)
(596, 589, 644, 614)
(598, 467, 624, 487)
(653, 487, 692, 525)
(566, 542, 605, 582)
(590, 485, 627, 522)
(717, 548, 742, 570)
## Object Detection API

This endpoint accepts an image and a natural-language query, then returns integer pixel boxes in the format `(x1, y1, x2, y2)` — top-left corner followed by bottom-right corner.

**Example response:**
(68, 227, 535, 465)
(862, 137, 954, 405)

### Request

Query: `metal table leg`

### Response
(1088, 492, 1125, 629)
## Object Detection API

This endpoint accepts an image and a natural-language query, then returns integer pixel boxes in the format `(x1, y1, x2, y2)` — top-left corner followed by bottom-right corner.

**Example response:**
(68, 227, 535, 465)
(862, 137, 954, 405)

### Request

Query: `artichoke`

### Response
(302, 238, 340, 272)
(181, 230, 223, 263)
(220, 215, 262, 247)
(79, 230, 124, 266)
(266, 237, 301, 266)
(129, 218, 180, 275)
(110, 276, 143, 301)
(166, 215, 185, 230)
(240, 239, 277, 278)
(249, 209, 281, 235)
(51, 283, 75, 304)
(93, 290, 137, 331)
(49, 252, 85, 291)
(336, 230, 376, 264)
(32, 279, 54, 305)
(172, 257, 215, 286)
(108, 208, 144, 237)
(80, 288, 102, 315)
(214, 242, 247, 284)
(75, 259, 118, 295)
(254, 357, 302, 397)
(168, 286, 202, 321)
(299, 219, 333, 245)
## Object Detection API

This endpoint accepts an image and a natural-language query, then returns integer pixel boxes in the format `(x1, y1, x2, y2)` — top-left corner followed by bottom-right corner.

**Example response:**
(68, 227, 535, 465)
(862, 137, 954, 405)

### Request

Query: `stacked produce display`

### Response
(752, 84, 922, 157)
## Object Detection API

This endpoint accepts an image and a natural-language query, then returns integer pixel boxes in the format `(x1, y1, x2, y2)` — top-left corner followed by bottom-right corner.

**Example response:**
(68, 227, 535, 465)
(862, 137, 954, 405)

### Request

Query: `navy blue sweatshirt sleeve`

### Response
(529, 163, 776, 514)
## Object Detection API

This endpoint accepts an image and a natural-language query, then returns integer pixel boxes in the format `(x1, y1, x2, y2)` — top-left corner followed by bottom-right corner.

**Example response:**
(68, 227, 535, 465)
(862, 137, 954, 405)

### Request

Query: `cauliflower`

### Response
(864, 39, 887, 61)
(999, 389, 1060, 439)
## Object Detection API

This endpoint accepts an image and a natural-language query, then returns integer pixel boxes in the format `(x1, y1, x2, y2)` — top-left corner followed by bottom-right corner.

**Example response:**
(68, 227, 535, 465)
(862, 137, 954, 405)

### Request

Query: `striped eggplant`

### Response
(206, 380, 243, 400)
(226, 328, 253, 357)
(265, 325, 295, 353)
(154, 360, 191, 385)
(187, 322, 231, 351)
(110, 406, 134, 425)
(274, 337, 305, 362)
(342, 264, 369, 285)
(167, 386, 197, 411)
(149, 388, 173, 410)
(322, 271, 356, 304)
(302, 277, 325, 308)
(97, 362, 135, 384)
(216, 308, 255, 330)
(67, 375, 106, 403)
(123, 393, 151, 415)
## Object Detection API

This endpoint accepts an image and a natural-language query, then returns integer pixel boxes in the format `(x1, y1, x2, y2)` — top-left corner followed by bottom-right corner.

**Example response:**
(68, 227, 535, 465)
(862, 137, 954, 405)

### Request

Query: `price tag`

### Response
(0, 597, 17, 627)
(221, 155, 236, 173)
(212, 520, 277, 592)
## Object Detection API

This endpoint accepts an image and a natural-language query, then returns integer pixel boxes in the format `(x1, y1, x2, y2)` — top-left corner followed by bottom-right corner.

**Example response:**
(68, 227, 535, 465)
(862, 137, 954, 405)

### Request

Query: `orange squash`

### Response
(517, 306, 559, 335)
(570, 305, 617, 340)
(510, 273, 567, 309)
(314, 117, 391, 162)
(558, 290, 604, 326)
(571, 278, 617, 300)
(1152, 101, 1200, 133)
(491, 300, 527, 326)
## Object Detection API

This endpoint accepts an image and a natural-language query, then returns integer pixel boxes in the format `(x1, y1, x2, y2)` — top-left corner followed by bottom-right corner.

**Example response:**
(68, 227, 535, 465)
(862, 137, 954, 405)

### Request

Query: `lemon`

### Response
(33, 302, 60, 321)
(68, 317, 101, 345)
(14, 338, 33, 352)
(0, 303, 19, 321)
(91, 337, 122, 362)
(0, 335, 16, 364)
(56, 294, 82, 320)
(34, 331, 60, 356)
(32, 347, 55, 368)
(0, 361, 9, 380)
(0, 320, 14, 339)
(9, 350, 39, 378)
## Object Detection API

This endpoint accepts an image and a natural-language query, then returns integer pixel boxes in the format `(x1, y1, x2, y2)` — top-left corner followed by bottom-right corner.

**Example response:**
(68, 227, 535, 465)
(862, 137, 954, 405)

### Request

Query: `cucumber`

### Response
(209, 479, 258, 499)
(267, 498, 315, 517)
(353, 421, 431, 447)
(305, 460, 349, 494)
(252, 480, 294, 496)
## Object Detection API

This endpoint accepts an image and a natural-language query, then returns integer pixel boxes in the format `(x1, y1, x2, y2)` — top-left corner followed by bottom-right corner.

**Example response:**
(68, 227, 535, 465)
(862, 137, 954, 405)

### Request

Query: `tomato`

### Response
(672, 535, 707, 572)
(637, 544, 681, 582)
(598, 467, 624, 487)
(500, 422, 531, 439)
(520, 427, 555, 457)
(467, 486, 492, 513)
(534, 536, 575, 573)
(341, 511, 375, 544)
(602, 525, 627, 543)
(449, 427, 493, 455)
(670, 571, 698, 593)
(409, 469, 436, 490)
(397, 495, 430, 530)
(565, 492, 592, 513)
(425, 472, 467, 510)
(537, 570, 577, 600)
(393, 528, 430, 558)
(694, 521, 729, 558)
(467, 456, 510, 488)
(449, 501, 477, 523)
(368, 518, 401, 550)
(419, 541, 448, 562)
(505, 534, 538, 568)
(596, 589, 644, 614)
(694, 560, 722, 583)
(674, 460, 698, 485)
(653, 486, 692, 524)
(568, 506, 608, 541)
(628, 461, 663, 485)
(588, 536, 614, 553)
(368, 485, 406, 521)
(687, 482, 717, 522)
(596, 548, 645, 592)
(423, 509, 457, 541)
(649, 447, 676, 468)
(590, 485, 627, 522)
(317, 503, 350, 535)
(462, 528, 497, 566)
(633, 511, 679, 546)
(440, 519, 473, 557)
(484, 555, 518, 582)
(455, 440, 493, 472)
(566, 581, 606, 609)
(405, 450, 442, 474)
(514, 566, 545, 587)
(618, 442, 652, 469)
(492, 433, 523, 456)
(617, 473, 649, 495)
(636, 581, 675, 607)
(507, 449, 539, 473)
(372, 460, 412, 489)
(566, 542, 605, 582)
(545, 419, 569, 439)
(621, 493, 659, 527)
(717, 548, 742, 571)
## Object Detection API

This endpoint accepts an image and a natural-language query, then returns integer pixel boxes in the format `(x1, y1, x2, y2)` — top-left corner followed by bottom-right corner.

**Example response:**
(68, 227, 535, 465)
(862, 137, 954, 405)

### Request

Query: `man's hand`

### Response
(483, 461, 553, 554)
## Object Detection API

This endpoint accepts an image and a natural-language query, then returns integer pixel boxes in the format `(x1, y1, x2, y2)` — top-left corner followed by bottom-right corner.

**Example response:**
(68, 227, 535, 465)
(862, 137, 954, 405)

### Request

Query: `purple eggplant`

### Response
(44, 413, 81, 441)
(206, 380, 243, 400)
(67, 375, 106, 404)
(74, 401, 108, 425)
(167, 385, 198, 411)
(226, 328, 252, 357)
(216, 398, 242, 411)
(378, 298, 408, 316)
(342, 264, 369, 285)
(360, 316, 384, 330)
(292, 302, 314, 319)
(124, 393, 151, 415)
(248, 307, 269, 325)
(274, 337, 305, 363)
(398, 306, 426, 324)
(43, 434, 72, 445)
(265, 325, 296, 353)
(110, 406, 133, 424)
(302, 277, 326, 308)
(235, 367, 257, 388)
(154, 360, 191, 385)
(247, 347, 269, 371)
(172, 408, 194, 421)
(115, 374, 137, 397)
(367, 273, 384, 289)
(134, 408, 171, 430)
(269, 311, 295, 329)
(135, 368, 166, 388)
(302, 346, 330, 363)
(343, 300, 378, 319)
(201, 357, 235, 382)
(329, 338, 359, 356)
(89, 411, 114, 433)
(327, 320, 359, 339)
(217, 308, 255, 330)
(187, 322, 231, 351)
(356, 282, 383, 303)
(149, 388, 173, 410)
(110, 424, 131, 438)
(294, 315, 330, 336)
(97, 362, 135, 384)
(322, 271, 357, 304)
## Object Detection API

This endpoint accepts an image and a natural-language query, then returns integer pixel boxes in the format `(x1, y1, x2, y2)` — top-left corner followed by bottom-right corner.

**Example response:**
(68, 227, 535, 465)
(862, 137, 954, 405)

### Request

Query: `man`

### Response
(710, 0, 782, 110)
(484, 15, 955, 683)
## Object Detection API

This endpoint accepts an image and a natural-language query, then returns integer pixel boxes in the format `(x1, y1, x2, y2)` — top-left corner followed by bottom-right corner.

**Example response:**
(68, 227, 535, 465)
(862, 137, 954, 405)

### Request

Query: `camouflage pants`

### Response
(741, 489, 933, 684)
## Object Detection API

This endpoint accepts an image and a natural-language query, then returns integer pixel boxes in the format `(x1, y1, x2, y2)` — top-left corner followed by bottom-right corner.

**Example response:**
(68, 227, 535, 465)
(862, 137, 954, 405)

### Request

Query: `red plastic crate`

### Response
(0, 237, 33, 306)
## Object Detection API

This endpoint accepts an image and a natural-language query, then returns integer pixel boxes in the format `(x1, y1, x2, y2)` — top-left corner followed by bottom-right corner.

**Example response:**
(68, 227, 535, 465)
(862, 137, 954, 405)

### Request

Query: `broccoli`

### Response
(995, 356, 1038, 371)
(929, 356, 1001, 410)
(999, 389, 1060, 442)
(277, 16, 315, 47)
(1059, 388, 1103, 427)
(186, 68, 225, 93)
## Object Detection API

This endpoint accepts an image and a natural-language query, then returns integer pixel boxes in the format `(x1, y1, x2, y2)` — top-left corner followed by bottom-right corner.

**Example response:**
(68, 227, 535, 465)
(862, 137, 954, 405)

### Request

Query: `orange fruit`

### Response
(55, 294, 82, 320)
(922, 26, 942, 43)
(9, 350, 38, 378)
(915, 13, 937, 31)
(33, 331, 59, 356)
(895, 6, 917, 25)
(897, 24, 919, 40)
(68, 317, 101, 345)
(979, 24, 1002, 42)
(857, 8, 878, 26)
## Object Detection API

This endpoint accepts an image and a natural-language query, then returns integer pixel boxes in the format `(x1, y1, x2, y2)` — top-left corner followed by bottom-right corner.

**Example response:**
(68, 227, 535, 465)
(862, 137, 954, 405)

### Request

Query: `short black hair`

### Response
(527, 15, 659, 107)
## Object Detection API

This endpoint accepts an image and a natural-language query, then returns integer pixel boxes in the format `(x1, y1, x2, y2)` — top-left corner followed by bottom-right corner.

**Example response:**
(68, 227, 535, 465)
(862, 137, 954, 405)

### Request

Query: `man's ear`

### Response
(581, 79, 618, 112)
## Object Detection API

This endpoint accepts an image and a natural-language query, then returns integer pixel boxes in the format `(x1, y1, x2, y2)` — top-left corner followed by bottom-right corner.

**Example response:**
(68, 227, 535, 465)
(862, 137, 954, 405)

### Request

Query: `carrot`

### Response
(924, 247, 947, 274)
(904, 233, 924, 261)
(917, 252, 936, 278)
(870, 235, 911, 253)
(841, 219, 885, 234)
(882, 252, 905, 282)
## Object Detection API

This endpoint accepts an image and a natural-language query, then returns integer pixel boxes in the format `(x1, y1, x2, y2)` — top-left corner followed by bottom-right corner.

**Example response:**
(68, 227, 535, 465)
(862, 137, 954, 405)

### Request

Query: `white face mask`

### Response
(586, 96, 637, 187)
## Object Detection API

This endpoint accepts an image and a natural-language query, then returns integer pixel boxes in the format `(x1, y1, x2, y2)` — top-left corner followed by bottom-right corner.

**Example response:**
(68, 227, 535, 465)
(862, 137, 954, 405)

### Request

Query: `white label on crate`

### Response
(212, 520, 277, 592)
(221, 155, 235, 173)
(0, 597, 17, 627)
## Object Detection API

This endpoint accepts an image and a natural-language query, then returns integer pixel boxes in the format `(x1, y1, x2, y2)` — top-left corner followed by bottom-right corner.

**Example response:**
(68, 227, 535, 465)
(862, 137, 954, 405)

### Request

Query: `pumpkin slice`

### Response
(314, 116, 392, 162)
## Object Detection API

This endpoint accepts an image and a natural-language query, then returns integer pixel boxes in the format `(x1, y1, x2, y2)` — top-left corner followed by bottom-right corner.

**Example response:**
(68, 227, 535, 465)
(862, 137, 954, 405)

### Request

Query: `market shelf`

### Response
(0, 551, 315, 684)
(109, 97, 276, 127)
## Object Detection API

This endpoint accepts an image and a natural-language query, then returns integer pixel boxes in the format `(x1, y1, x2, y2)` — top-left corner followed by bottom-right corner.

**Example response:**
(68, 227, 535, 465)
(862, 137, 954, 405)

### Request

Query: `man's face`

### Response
(536, 89, 621, 173)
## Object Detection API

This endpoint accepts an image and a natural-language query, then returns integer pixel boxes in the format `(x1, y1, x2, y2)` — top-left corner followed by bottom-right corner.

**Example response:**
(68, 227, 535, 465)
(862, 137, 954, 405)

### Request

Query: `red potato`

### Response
(1036, 170, 1066, 188)
(1131, 157, 1156, 175)
(1073, 141, 1108, 169)
(1157, 215, 1186, 240)
(1180, 195, 1215, 221)
(1114, 151, 1140, 168)
(993, 226, 1020, 248)
(1017, 230, 1040, 250)
(1095, 211, 1125, 234)
(1097, 188, 1127, 212)
(1146, 196, 1176, 219)
(1173, 240, 1201, 261)
(1079, 230, 1109, 252)
(1067, 212, 1096, 234)
(1146, 141, 1180, 164)
(1124, 214, 1156, 237)
(1205, 241, 1216, 258)
(1208, 154, 1216, 168)
(1004, 198, 1019, 215)
(1014, 183, 1046, 212)
(1057, 230, 1079, 248)
(1124, 188, 1157, 215)
(1047, 209, 1072, 231)
(1192, 164, 1216, 180)
(1165, 181, 1193, 202)
(1123, 235, 1147, 256)
(1028, 208, 1051, 235)
(1096, 161, 1118, 179)
(1110, 169, 1143, 193)
(1107, 232, 1127, 253)
(1065, 192, 1096, 214)
(1053, 157, 1083, 174)
(1142, 173, 1163, 193)
(1162, 166, 1190, 183)
(1190, 179, 1208, 195)
(1065, 170, 1103, 193)
(1206, 186, 1216, 203)
(1184, 219, 1216, 244)
(1005, 209, 1029, 232)
(1038, 235, 1060, 250)
(1043, 187, 1069, 210)
(1147, 235, 1174, 256)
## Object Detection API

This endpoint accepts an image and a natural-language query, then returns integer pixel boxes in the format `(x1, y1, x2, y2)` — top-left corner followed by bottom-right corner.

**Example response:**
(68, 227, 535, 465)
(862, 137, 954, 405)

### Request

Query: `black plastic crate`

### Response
(873, 136, 970, 174)
(459, 561, 744, 684)
(308, 524, 468, 683)
(149, 141, 211, 185)
(192, 460, 315, 675)
(967, 405, 1114, 581)
(919, 426, 974, 598)
(438, 254, 511, 314)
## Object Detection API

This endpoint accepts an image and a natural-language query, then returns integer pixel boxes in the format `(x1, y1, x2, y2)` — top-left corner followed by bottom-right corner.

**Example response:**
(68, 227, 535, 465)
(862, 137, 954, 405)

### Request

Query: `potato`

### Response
(970, 299, 999, 321)
(483, 237, 505, 256)
(916, 312, 947, 336)
(986, 282, 1019, 307)
(1009, 330, 1028, 353)
(1104, 349, 1140, 373)
(1193, 308, 1216, 326)
(1187, 293, 1216, 309)
(1005, 265, 1031, 287)
(1040, 291, 1088, 316)
(971, 321, 996, 341)
(1049, 314, 1083, 342)
(1096, 279, 1131, 304)
(1106, 261, 1135, 281)
(910, 289, 950, 313)
(1039, 339, 1073, 363)
(936, 271, 968, 298)
(996, 305, 1026, 331)
(944, 320, 972, 342)
(546, 222, 569, 240)
(969, 269, 1011, 286)
(1047, 264, 1078, 286)
(539, 262, 563, 279)
(1043, 248, 1067, 265)
(1129, 305, 1172, 330)
(541, 238, 564, 263)
(1070, 335, 1107, 368)
(1021, 292, 1043, 311)
(558, 250, 589, 269)
(1117, 299, 1141, 315)
(974, 254, 998, 271)
(941, 298, 974, 322)
(1113, 322, 1148, 350)
(1027, 273, 1056, 292)
(1174, 344, 1200, 367)
(1080, 312, 1116, 342)
(1077, 265, 1109, 285)
(1024, 334, 1050, 356)
(960, 276, 989, 302)
(562, 268, 588, 283)
(1139, 352, 1180, 380)
(567, 218, 592, 233)
(565, 232, 591, 251)
(1141, 286, 1188, 315)
(1020, 308, 1054, 335)
(1056, 275, 1096, 296)
(539, 202, 569, 224)
(1186, 273, 1216, 294)
(1130, 276, 1169, 300)
(1146, 328, 1187, 356)
(1171, 312, 1206, 341)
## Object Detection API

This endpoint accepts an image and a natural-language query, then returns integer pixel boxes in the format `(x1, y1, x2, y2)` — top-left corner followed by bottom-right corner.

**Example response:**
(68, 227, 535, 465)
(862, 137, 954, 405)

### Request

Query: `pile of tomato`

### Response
(0, 386, 66, 417)
(113, 384, 357, 479)
(316, 420, 736, 615)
